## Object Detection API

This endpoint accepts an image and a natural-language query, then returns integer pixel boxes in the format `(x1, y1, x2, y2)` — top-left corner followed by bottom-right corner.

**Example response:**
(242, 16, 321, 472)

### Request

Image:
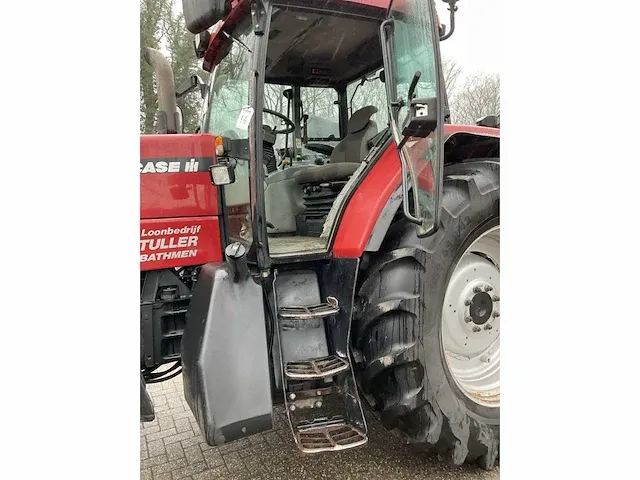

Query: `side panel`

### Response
(140, 133, 219, 219)
(181, 262, 273, 445)
(140, 216, 223, 271)
(333, 143, 401, 258)
(140, 134, 224, 270)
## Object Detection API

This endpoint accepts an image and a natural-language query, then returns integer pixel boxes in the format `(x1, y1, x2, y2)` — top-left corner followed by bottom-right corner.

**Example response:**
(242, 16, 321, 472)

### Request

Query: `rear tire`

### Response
(354, 160, 500, 469)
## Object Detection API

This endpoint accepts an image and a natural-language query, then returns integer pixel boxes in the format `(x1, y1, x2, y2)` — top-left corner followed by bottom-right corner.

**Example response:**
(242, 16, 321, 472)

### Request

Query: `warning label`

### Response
(140, 224, 202, 263)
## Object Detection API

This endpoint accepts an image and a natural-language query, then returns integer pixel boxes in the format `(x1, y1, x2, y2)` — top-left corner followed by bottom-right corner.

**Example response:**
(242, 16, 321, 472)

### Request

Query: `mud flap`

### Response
(181, 262, 273, 445)
(140, 374, 155, 422)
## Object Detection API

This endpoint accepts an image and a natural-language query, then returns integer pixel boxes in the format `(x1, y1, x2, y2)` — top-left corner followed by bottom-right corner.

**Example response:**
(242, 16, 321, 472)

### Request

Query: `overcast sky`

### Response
(435, 0, 501, 76)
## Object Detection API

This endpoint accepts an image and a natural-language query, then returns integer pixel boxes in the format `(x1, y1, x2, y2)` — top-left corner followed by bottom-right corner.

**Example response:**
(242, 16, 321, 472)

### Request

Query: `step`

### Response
(294, 417, 368, 453)
(284, 355, 349, 379)
(278, 297, 339, 320)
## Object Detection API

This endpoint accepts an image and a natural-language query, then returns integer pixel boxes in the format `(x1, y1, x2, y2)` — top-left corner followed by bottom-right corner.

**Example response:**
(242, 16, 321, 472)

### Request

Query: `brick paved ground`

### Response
(141, 374, 499, 480)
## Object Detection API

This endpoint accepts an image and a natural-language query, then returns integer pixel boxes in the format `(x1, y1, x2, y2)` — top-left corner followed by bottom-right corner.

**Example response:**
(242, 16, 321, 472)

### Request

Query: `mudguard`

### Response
(181, 262, 273, 445)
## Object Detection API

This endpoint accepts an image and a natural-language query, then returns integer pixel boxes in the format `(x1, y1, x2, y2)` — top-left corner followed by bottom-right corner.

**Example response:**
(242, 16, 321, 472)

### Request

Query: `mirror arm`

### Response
(439, 0, 458, 41)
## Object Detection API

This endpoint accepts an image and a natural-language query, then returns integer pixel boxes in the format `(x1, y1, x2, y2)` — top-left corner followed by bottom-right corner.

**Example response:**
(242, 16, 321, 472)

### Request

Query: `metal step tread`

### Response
(295, 417, 367, 453)
(278, 296, 339, 319)
(285, 355, 350, 379)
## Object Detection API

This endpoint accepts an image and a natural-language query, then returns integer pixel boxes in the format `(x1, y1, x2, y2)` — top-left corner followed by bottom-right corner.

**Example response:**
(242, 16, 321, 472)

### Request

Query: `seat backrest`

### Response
(330, 106, 378, 164)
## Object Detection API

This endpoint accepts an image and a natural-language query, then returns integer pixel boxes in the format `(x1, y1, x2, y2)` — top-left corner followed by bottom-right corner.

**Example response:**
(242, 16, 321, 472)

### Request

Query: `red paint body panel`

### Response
(140, 134, 219, 219)
(333, 124, 499, 258)
(333, 144, 402, 257)
(140, 217, 223, 271)
(140, 134, 223, 271)
(444, 124, 500, 139)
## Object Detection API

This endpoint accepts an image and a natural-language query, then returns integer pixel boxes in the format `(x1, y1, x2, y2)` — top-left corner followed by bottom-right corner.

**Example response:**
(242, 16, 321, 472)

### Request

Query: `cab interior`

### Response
(217, 2, 392, 257)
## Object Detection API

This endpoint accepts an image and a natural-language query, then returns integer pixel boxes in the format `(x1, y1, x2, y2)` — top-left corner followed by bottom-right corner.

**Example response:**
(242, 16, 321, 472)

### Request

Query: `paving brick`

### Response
(165, 442, 186, 461)
(147, 439, 166, 458)
(184, 445, 205, 465)
(152, 394, 168, 406)
(164, 430, 197, 446)
(163, 406, 187, 418)
(174, 417, 193, 434)
(262, 431, 285, 447)
(154, 403, 170, 413)
(202, 449, 225, 469)
(140, 468, 152, 480)
(218, 438, 251, 454)
(181, 436, 203, 449)
(192, 466, 228, 480)
(171, 461, 208, 480)
(158, 415, 175, 431)
(151, 458, 188, 477)
(242, 455, 264, 477)
(153, 473, 172, 480)
(140, 439, 148, 461)
(168, 396, 184, 409)
(141, 424, 160, 435)
(172, 409, 195, 420)
(222, 451, 245, 473)
(140, 454, 168, 470)
(236, 443, 267, 459)
(145, 427, 177, 443)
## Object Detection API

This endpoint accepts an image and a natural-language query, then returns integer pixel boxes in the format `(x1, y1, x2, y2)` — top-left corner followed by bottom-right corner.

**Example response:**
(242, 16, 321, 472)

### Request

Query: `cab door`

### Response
(381, 0, 445, 236)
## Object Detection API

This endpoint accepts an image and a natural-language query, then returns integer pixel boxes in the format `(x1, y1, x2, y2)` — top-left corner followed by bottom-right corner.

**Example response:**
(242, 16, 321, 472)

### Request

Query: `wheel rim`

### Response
(442, 225, 500, 408)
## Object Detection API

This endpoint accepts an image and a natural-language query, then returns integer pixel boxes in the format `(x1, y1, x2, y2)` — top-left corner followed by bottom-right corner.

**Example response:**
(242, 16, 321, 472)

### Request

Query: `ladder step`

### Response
(294, 417, 367, 453)
(278, 296, 339, 319)
(285, 355, 349, 379)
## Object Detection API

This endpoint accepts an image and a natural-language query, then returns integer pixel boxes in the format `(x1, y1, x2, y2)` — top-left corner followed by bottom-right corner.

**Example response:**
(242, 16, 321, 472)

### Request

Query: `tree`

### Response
(442, 57, 463, 99)
(449, 72, 500, 125)
(164, 8, 209, 133)
(140, 0, 171, 133)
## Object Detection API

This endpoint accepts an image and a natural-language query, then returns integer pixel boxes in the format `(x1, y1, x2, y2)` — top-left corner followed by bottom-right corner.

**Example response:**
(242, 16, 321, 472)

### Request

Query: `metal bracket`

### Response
(251, 0, 267, 35)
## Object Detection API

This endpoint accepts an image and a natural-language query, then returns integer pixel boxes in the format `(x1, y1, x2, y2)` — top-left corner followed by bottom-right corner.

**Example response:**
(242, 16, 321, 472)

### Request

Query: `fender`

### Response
(333, 125, 500, 257)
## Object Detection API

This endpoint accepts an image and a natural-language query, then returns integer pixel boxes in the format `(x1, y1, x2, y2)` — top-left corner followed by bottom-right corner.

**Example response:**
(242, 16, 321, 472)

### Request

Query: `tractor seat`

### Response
(294, 106, 378, 185)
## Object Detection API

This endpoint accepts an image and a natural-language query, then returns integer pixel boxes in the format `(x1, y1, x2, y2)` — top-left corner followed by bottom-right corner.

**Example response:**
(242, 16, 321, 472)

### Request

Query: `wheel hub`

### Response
(469, 291, 493, 325)
(441, 225, 500, 408)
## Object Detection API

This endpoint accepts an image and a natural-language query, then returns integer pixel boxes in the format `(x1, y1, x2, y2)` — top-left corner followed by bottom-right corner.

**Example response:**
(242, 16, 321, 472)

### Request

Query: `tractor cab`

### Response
(195, 0, 445, 263)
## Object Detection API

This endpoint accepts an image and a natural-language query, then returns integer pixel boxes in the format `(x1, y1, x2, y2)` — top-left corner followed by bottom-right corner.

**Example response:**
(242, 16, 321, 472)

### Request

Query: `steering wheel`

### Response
(264, 108, 295, 135)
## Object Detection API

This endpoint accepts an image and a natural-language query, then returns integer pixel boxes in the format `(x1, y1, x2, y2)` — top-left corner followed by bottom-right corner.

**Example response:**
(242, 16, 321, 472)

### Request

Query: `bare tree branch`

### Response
(449, 72, 500, 125)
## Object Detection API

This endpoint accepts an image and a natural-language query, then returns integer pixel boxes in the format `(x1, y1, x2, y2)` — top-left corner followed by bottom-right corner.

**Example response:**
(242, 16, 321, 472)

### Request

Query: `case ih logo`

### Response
(140, 157, 211, 174)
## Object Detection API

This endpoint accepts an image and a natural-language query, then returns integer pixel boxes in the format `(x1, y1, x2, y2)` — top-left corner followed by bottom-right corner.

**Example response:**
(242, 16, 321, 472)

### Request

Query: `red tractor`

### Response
(140, 0, 500, 469)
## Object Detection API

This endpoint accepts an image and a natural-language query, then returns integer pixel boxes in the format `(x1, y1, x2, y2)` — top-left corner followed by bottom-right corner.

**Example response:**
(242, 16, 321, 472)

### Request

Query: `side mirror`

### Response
(176, 75, 207, 99)
(401, 97, 438, 139)
(183, 0, 231, 35)
(194, 30, 211, 58)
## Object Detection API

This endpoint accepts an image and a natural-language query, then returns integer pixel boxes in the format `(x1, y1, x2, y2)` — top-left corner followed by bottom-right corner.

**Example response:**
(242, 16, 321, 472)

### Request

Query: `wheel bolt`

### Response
(289, 393, 296, 401)
(480, 355, 491, 363)
(492, 295, 500, 302)
(472, 326, 481, 332)
(473, 286, 483, 294)
(485, 286, 493, 292)
(314, 401, 323, 408)
(464, 316, 473, 323)
(484, 324, 493, 330)
(464, 299, 472, 306)
(289, 404, 296, 412)
(316, 391, 322, 396)
(492, 311, 500, 318)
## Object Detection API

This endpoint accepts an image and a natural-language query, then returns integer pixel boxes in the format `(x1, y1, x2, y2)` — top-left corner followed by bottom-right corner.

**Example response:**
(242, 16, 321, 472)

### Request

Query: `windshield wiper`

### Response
(223, 31, 252, 53)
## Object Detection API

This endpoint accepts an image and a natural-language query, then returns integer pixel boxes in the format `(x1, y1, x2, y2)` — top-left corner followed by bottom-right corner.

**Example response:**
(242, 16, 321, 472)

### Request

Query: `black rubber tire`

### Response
(354, 160, 500, 470)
